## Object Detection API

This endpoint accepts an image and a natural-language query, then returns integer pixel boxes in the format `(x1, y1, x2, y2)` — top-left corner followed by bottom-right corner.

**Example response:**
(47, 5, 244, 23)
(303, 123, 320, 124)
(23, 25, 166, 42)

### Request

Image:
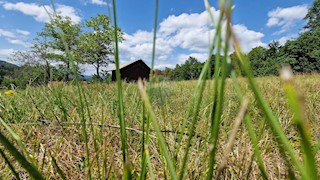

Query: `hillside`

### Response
(0, 60, 19, 73)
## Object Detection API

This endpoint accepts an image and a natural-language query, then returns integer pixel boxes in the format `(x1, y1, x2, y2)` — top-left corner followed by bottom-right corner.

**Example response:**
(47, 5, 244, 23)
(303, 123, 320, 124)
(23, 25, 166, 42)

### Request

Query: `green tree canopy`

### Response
(38, 15, 81, 81)
(77, 14, 123, 79)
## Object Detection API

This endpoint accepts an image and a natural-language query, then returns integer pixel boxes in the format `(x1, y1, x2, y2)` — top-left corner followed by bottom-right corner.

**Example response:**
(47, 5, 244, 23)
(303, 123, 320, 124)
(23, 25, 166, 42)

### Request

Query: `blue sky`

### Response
(0, 0, 313, 75)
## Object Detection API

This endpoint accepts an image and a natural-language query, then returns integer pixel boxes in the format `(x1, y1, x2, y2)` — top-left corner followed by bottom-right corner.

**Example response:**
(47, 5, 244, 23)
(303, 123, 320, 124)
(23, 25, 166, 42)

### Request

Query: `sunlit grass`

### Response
(0, 0, 319, 179)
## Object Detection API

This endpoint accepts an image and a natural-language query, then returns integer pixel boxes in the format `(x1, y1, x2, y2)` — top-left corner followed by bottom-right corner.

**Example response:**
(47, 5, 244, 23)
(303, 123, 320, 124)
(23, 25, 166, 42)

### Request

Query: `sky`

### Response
(0, 0, 314, 75)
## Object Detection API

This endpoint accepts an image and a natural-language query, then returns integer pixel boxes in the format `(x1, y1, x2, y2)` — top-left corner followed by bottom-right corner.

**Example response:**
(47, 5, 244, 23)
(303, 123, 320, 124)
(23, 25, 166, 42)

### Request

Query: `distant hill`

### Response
(0, 60, 19, 77)
(0, 60, 19, 70)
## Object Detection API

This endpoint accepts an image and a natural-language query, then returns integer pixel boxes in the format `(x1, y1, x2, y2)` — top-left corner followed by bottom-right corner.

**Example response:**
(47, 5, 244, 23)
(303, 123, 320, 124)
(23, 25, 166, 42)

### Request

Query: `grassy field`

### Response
(0, 0, 319, 179)
(0, 74, 319, 179)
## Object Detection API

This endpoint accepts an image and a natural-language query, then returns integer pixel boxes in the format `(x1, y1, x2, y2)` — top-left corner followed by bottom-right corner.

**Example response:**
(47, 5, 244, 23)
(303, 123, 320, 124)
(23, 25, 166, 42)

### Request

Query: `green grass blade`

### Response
(50, 153, 67, 180)
(0, 131, 44, 180)
(138, 80, 178, 180)
(178, 57, 211, 180)
(280, 67, 318, 179)
(206, 1, 231, 179)
(233, 39, 308, 179)
(0, 148, 21, 180)
(0, 118, 37, 166)
(230, 71, 268, 179)
(140, 105, 147, 180)
(112, 0, 128, 167)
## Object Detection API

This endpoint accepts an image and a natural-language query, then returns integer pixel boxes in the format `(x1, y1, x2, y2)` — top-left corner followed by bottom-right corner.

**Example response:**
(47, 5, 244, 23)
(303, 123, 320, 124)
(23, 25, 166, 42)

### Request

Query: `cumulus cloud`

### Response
(276, 34, 298, 45)
(177, 53, 209, 64)
(91, 0, 108, 6)
(0, 48, 15, 58)
(119, 7, 265, 68)
(0, 29, 16, 38)
(16, 29, 30, 36)
(2, 2, 81, 23)
(7, 39, 31, 47)
(266, 5, 308, 34)
(232, 24, 266, 52)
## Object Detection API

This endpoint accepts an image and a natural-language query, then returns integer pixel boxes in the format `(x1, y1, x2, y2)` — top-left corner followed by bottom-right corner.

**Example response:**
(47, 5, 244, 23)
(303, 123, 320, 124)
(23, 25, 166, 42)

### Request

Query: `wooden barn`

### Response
(111, 59, 150, 82)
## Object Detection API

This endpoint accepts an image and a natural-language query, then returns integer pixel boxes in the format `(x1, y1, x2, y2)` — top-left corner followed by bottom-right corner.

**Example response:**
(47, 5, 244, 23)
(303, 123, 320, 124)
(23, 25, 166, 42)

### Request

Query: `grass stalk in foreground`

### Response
(280, 66, 318, 179)
(174, 0, 221, 174)
(0, 131, 44, 180)
(140, 1, 159, 179)
(206, 0, 232, 179)
(112, 0, 128, 169)
(138, 80, 178, 180)
(45, 1, 93, 177)
(233, 34, 308, 179)
(0, 148, 21, 180)
(230, 71, 268, 179)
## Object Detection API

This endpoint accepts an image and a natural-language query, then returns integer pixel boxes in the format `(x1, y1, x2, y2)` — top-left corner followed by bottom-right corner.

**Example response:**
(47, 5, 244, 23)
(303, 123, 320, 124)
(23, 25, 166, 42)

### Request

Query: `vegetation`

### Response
(0, 0, 320, 179)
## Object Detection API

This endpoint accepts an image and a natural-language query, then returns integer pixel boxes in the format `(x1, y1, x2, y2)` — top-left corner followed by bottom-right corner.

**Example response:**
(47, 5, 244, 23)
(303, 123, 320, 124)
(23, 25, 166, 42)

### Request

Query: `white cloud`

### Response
(119, 7, 265, 69)
(276, 34, 298, 45)
(2, 2, 81, 23)
(0, 48, 15, 58)
(266, 5, 308, 34)
(16, 29, 30, 36)
(91, 0, 108, 6)
(0, 29, 16, 38)
(7, 39, 31, 47)
(233, 24, 266, 52)
(177, 53, 209, 64)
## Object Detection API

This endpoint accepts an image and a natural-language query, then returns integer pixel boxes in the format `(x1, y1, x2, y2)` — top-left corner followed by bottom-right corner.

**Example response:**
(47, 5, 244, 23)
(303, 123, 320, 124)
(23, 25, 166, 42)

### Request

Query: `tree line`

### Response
(1, 0, 319, 87)
(1, 13, 121, 88)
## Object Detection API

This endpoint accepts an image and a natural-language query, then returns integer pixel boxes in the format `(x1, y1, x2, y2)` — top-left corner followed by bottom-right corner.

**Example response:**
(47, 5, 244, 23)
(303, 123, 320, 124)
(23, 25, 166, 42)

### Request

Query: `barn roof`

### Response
(109, 59, 149, 71)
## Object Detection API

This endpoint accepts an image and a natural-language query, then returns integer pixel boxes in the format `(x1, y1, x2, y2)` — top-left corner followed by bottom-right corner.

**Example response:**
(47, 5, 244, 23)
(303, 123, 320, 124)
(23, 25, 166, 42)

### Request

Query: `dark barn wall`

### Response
(112, 60, 150, 82)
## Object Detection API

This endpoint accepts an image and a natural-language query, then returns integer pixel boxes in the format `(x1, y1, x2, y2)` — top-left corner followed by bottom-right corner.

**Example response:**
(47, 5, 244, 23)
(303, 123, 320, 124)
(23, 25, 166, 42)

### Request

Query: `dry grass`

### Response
(0, 74, 319, 179)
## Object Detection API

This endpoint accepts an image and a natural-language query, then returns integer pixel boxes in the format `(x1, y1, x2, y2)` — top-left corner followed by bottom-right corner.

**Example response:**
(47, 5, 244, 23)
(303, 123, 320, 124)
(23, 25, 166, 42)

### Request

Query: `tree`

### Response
(37, 15, 81, 81)
(1, 63, 64, 88)
(11, 37, 53, 83)
(77, 14, 123, 79)
(304, 0, 320, 32)
(277, 31, 320, 73)
(248, 46, 268, 76)
(171, 56, 203, 80)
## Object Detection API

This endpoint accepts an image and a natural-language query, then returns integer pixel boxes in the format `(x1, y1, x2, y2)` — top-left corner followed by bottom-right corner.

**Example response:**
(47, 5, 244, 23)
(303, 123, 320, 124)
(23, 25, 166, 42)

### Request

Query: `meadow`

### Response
(1, 0, 320, 179)
(0, 74, 319, 179)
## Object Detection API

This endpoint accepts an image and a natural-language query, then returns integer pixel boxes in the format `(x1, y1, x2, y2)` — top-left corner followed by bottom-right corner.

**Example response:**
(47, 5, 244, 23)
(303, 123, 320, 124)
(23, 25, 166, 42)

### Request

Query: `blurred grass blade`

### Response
(0, 148, 21, 180)
(0, 118, 37, 166)
(50, 153, 67, 180)
(206, 0, 232, 179)
(230, 70, 268, 179)
(217, 98, 248, 177)
(140, 1, 159, 179)
(0, 131, 44, 180)
(138, 80, 178, 180)
(232, 33, 307, 179)
(112, 0, 128, 167)
(149, 0, 159, 84)
(178, 56, 211, 180)
(280, 66, 318, 179)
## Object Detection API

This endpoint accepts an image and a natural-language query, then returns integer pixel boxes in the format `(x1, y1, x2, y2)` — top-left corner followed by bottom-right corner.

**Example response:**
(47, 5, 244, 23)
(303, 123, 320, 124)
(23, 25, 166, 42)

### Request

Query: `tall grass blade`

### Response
(138, 80, 178, 180)
(43, 1, 93, 178)
(0, 118, 37, 166)
(230, 69, 268, 179)
(50, 153, 67, 180)
(206, 0, 232, 179)
(0, 148, 21, 180)
(178, 57, 211, 180)
(111, 0, 129, 177)
(0, 131, 44, 180)
(141, 1, 159, 179)
(280, 66, 318, 179)
(232, 35, 307, 179)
